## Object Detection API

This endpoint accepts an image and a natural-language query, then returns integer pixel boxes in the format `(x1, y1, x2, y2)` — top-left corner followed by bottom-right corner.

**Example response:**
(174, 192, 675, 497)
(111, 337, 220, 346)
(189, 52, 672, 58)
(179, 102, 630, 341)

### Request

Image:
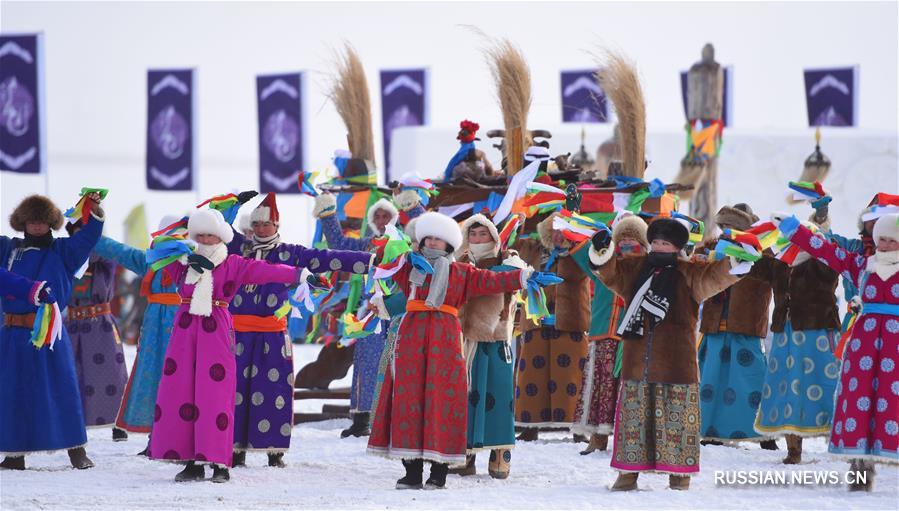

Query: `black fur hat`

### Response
(647, 218, 689, 249)
(9, 195, 64, 232)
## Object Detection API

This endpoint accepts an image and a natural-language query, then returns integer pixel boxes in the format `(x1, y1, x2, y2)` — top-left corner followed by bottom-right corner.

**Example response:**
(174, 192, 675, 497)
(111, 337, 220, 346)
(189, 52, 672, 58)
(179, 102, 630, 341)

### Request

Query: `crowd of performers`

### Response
(1, 49, 897, 494)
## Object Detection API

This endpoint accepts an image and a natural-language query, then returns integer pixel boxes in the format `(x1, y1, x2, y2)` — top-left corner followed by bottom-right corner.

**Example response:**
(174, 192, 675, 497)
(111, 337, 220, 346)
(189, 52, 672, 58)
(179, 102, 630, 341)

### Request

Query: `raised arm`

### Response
(93, 236, 149, 275)
(318, 213, 371, 252)
(780, 217, 864, 283)
(234, 256, 300, 286)
(459, 264, 526, 301)
(57, 213, 104, 276)
(686, 258, 742, 303)
(282, 242, 373, 275)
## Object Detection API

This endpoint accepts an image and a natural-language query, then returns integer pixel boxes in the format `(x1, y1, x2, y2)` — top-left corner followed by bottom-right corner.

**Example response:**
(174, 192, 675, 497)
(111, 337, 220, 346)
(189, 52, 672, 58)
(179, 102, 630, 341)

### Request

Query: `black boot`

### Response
(137, 435, 150, 456)
(174, 461, 205, 482)
(759, 439, 779, 450)
(425, 462, 449, 490)
(232, 451, 246, 467)
(268, 452, 285, 468)
(341, 412, 371, 438)
(211, 464, 230, 483)
(0, 456, 25, 470)
(700, 439, 724, 446)
(517, 428, 538, 442)
(112, 427, 128, 442)
(396, 459, 423, 490)
(67, 447, 94, 469)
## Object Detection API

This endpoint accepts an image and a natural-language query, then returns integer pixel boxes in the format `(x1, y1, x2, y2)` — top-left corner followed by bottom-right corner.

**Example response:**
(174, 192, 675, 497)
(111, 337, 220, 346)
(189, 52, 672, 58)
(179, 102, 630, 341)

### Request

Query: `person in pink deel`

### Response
(778, 212, 899, 492)
(148, 208, 302, 483)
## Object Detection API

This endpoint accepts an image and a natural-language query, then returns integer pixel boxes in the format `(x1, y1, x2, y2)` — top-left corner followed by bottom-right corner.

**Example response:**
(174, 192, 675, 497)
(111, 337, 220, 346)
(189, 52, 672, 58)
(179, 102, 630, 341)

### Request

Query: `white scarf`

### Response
(468, 242, 497, 263)
(185, 242, 228, 317)
(868, 250, 899, 281)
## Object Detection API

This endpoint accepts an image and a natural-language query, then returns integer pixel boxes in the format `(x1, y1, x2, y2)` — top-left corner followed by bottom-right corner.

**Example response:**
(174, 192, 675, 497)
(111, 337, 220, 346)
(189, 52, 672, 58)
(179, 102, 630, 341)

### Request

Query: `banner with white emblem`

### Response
(803, 66, 858, 127)
(257, 72, 305, 194)
(146, 69, 195, 190)
(0, 33, 44, 174)
(560, 69, 608, 123)
(380, 69, 427, 183)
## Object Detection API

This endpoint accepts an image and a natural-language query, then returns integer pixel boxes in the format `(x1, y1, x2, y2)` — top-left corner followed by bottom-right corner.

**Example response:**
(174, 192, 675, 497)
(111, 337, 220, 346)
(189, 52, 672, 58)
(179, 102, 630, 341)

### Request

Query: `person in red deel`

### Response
(367, 212, 553, 490)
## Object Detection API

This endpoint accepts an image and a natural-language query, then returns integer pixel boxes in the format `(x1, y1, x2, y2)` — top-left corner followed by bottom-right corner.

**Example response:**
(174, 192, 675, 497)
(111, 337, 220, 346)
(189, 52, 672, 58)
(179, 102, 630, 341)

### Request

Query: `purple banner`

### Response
(257, 73, 305, 194)
(380, 69, 427, 182)
(680, 66, 733, 126)
(0, 34, 44, 174)
(803, 67, 858, 127)
(146, 69, 194, 191)
(560, 69, 608, 123)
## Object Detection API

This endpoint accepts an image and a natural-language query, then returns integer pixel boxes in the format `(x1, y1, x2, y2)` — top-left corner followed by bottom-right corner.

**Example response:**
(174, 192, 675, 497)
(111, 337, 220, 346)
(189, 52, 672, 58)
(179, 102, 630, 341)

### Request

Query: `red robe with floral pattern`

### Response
(367, 260, 524, 464)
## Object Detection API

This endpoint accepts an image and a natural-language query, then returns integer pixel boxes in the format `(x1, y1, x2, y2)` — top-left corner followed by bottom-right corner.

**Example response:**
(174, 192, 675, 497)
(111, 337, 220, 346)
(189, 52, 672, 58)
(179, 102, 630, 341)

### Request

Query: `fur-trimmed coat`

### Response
(699, 248, 774, 339)
(745, 255, 840, 333)
(591, 252, 739, 384)
(457, 251, 516, 342)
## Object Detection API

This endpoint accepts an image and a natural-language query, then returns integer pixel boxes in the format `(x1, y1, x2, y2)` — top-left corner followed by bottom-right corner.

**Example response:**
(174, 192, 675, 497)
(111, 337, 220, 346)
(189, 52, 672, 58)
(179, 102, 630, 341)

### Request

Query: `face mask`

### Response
(469, 242, 497, 259)
(618, 242, 642, 255)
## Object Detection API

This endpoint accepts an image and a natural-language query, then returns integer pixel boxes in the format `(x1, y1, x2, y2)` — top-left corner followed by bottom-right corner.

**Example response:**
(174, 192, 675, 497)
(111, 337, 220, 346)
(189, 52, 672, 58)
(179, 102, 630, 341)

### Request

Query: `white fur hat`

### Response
(367, 198, 399, 234)
(457, 213, 500, 257)
(873, 213, 899, 242)
(413, 212, 462, 252)
(188, 208, 234, 244)
(237, 213, 252, 233)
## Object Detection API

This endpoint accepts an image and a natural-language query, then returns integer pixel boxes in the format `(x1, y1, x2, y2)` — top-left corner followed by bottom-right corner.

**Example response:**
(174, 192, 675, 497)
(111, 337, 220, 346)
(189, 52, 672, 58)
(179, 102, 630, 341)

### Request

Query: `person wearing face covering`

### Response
(777, 212, 899, 491)
(695, 204, 779, 451)
(571, 213, 649, 455)
(588, 217, 744, 491)
(92, 214, 183, 450)
(451, 214, 530, 479)
(148, 208, 307, 483)
(226, 193, 374, 468)
(1, 193, 104, 471)
(751, 214, 840, 466)
(313, 191, 425, 439)
(367, 212, 544, 490)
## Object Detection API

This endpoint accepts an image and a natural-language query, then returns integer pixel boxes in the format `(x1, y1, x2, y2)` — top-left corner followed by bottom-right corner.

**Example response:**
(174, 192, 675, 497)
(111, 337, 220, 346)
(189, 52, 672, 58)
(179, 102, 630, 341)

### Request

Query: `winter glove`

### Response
(527, 271, 563, 287)
(501, 252, 528, 270)
(811, 195, 831, 224)
(37, 285, 56, 304)
(237, 190, 259, 205)
(848, 295, 862, 314)
(776, 215, 801, 238)
(187, 253, 214, 274)
(591, 229, 611, 252)
(312, 193, 338, 219)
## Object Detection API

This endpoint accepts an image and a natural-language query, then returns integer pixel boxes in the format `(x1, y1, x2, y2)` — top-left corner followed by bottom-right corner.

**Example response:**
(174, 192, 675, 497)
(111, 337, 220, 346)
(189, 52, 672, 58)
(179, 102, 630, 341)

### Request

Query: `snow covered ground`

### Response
(1, 345, 896, 510)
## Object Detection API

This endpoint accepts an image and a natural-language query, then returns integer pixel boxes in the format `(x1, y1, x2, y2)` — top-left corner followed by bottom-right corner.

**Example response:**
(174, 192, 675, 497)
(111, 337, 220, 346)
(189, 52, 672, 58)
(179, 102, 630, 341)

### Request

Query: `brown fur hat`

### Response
(612, 214, 649, 249)
(9, 195, 64, 232)
(537, 212, 561, 250)
(715, 203, 759, 231)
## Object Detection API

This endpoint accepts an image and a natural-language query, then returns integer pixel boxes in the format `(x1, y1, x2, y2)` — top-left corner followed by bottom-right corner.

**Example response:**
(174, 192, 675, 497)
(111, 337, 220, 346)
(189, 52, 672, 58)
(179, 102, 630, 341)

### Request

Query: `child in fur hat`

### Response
(776, 212, 899, 491)
(695, 204, 778, 450)
(226, 192, 373, 467)
(571, 213, 648, 455)
(367, 212, 546, 490)
(1, 193, 104, 470)
(148, 208, 307, 483)
(588, 217, 744, 491)
(512, 212, 592, 441)
(312, 191, 424, 438)
(452, 214, 529, 479)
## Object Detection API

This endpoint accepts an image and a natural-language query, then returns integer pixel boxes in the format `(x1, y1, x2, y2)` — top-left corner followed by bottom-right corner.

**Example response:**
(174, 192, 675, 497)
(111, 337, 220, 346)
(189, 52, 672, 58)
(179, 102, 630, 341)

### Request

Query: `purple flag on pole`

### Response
(803, 67, 858, 127)
(146, 69, 194, 190)
(560, 70, 608, 123)
(257, 73, 305, 194)
(680, 66, 733, 126)
(0, 34, 44, 174)
(380, 69, 427, 182)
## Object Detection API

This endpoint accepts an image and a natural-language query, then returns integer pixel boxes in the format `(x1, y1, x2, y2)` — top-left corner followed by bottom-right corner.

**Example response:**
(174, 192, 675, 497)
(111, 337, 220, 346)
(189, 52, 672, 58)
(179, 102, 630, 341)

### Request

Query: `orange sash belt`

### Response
(232, 314, 287, 332)
(405, 299, 459, 317)
(147, 293, 181, 306)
